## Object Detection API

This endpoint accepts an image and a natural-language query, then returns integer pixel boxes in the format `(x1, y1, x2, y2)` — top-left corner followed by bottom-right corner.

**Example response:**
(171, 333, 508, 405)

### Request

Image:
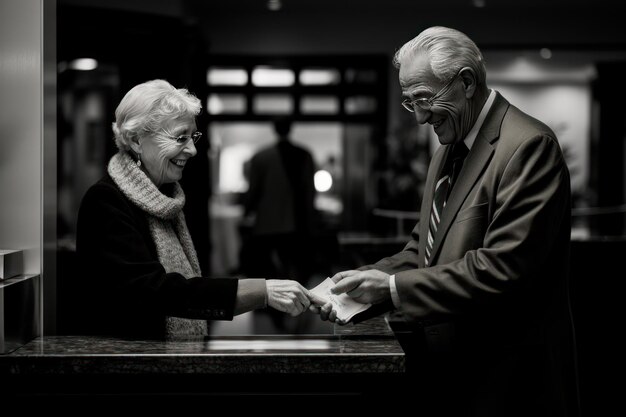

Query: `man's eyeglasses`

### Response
(401, 69, 463, 113)
(160, 130, 203, 145)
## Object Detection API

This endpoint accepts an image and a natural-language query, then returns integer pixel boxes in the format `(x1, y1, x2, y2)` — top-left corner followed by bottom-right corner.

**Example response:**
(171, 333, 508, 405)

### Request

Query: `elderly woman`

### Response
(77, 79, 321, 338)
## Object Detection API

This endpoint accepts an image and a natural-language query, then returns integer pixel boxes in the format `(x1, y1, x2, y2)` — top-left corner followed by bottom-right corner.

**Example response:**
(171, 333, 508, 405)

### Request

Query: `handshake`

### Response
(266, 269, 391, 324)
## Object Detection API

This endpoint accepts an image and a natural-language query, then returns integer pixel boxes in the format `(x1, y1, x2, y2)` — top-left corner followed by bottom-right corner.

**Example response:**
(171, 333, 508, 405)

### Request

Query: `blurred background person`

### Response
(240, 116, 317, 330)
(76, 80, 320, 338)
(241, 116, 316, 287)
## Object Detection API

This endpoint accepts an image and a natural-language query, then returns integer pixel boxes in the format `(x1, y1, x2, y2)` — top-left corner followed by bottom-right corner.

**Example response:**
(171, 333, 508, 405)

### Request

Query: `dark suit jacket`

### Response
(365, 92, 577, 415)
(244, 140, 316, 235)
(76, 174, 238, 338)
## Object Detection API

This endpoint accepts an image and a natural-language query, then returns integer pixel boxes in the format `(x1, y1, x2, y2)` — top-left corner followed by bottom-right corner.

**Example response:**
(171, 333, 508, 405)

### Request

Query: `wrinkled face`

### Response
(139, 116, 197, 187)
(399, 52, 472, 145)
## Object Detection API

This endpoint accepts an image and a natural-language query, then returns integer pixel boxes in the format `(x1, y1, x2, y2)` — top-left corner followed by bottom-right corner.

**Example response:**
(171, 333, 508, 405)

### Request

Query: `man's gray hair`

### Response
(112, 79, 201, 152)
(393, 26, 486, 85)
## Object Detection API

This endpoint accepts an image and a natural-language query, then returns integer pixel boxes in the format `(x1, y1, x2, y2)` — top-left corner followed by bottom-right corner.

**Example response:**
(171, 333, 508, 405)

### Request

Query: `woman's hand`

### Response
(266, 280, 326, 316)
(309, 301, 347, 325)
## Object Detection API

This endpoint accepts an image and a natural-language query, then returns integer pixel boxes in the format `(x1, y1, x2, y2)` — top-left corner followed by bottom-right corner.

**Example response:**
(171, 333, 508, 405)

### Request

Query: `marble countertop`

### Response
(1, 317, 404, 375)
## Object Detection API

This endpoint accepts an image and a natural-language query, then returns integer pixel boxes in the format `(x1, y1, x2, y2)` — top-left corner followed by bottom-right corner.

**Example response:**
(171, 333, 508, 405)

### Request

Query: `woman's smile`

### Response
(170, 158, 187, 168)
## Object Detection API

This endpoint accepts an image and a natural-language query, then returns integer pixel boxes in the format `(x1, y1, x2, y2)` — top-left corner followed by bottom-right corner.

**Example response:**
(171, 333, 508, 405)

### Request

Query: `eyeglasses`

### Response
(159, 130, 203, 145)
(401, 69, 463, 113)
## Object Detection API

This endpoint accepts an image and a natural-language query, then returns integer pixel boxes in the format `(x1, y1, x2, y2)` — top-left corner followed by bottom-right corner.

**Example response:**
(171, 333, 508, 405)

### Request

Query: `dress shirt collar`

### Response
(463, 89, 496, 151)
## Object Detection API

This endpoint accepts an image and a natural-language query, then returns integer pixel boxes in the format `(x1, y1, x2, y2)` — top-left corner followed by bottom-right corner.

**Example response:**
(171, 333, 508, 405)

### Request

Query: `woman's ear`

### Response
(128, 134, 142, 154)
(460, 67, 477, 99)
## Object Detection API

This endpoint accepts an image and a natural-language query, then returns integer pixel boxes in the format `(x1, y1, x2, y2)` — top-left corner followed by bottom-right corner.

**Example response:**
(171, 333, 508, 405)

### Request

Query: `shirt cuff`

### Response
(237, 278, 267, 310)
(389, 274, 401, 309)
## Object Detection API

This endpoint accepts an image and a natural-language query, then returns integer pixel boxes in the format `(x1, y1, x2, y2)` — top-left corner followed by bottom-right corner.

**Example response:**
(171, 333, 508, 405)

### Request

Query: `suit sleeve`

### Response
(394, 135, 570, 321)
(357, 226, 421, 274)
(77, 183, 239, 321)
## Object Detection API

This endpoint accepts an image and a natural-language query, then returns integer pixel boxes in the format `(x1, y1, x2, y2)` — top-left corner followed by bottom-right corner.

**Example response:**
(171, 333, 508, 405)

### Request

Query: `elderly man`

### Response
(315, 27, 577, 416)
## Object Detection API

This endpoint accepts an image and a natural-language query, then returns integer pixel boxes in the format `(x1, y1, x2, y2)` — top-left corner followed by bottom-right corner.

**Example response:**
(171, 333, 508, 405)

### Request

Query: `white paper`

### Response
(309, 277, 371, 323)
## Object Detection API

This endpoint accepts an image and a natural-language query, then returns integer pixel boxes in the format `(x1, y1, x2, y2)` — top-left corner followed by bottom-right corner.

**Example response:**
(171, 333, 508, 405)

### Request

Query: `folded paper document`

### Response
(309, 277, 371, 323)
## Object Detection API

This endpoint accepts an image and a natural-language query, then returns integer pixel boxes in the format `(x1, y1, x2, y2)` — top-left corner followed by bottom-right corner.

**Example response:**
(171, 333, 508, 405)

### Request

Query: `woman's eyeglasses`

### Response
(160, 131, 203, 145)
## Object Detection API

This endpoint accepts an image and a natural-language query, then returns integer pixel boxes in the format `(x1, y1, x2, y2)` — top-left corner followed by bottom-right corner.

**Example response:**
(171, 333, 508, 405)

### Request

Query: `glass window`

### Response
(299, 68, 340, 85)
(207, 68, 248, 86)
(300, 96, 340, 114)
(207, 94, 246, 115)
(345, 96, 377, 114)
(345, 68, 377, 84)
(253, 94, 293, 114)
(252, 67, 295, 86)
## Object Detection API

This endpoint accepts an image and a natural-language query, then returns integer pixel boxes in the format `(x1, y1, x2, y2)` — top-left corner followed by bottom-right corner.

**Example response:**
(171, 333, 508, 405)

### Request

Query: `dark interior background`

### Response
(54, 1, 626, 415)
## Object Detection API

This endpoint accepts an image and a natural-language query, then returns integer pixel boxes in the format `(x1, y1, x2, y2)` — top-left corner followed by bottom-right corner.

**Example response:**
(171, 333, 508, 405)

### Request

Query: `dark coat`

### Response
(244, 140, 316, 236)
(76, 174, 238, 338)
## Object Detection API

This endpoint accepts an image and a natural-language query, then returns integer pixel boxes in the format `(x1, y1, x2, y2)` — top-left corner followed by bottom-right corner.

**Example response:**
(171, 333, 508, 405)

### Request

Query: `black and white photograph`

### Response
(2, 0, 625, 415)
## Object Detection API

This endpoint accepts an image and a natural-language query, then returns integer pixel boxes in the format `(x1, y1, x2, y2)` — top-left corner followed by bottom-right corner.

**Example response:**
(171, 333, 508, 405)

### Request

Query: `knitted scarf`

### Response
(108, 151, 207, 337)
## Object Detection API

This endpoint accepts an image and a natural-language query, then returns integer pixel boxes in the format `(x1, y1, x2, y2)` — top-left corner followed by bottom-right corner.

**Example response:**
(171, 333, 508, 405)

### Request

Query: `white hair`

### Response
(393, 26, 486, 85)
(112, 79, 201, 151)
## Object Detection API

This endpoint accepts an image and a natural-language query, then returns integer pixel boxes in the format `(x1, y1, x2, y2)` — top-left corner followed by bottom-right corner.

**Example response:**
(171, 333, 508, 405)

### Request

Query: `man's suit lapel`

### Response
(428, 92, 510, 265)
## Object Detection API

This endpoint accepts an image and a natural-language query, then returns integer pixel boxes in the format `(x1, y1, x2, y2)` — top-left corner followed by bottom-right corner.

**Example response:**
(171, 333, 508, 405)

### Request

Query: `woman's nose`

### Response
(183, 139, 197, 157)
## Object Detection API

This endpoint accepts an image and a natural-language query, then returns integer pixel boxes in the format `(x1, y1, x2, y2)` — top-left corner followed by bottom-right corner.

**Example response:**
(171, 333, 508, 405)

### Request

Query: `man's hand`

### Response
(330, 269, 391, 304)
(309, 269, 391, 324)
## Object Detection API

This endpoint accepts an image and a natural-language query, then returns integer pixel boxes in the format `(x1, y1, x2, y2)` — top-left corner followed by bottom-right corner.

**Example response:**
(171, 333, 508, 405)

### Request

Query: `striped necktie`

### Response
(425, 143, 469, 266)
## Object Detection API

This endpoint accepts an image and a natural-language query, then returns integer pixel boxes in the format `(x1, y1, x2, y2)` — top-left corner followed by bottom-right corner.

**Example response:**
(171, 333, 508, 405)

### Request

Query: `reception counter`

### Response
(0, 316, 405, 408)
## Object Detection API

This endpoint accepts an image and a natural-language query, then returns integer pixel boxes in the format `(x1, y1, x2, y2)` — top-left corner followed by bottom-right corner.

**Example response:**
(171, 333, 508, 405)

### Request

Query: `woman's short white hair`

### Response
(112, 79, 201, 151)
(393, 26, 486, 86)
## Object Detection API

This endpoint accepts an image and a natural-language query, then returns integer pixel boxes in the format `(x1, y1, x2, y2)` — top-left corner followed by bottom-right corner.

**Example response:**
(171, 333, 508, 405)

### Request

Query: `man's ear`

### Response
(460, 67, 477, 99)
(128, 134, 142, 154)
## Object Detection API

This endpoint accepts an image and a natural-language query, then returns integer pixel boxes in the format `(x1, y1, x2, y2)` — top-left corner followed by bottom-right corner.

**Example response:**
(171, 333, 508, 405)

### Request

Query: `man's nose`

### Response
(414, 107, 431, 124)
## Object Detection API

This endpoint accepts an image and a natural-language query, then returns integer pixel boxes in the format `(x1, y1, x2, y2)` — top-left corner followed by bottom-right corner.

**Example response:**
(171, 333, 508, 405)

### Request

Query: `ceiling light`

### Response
(314, 170, 333, 193)
(540, 48, 553, 59)
(68, 58, 98, 71)
(268, 0, 282, 11)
